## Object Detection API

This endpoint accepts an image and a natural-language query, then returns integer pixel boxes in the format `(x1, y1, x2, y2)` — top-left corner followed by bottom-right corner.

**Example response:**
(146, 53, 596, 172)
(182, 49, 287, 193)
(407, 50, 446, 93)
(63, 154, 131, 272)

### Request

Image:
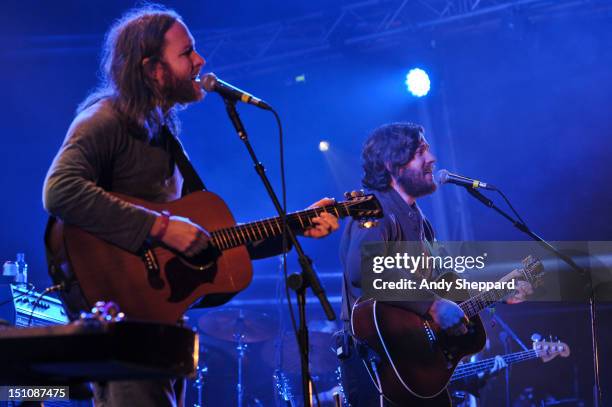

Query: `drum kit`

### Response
(194, 308, 343, 407)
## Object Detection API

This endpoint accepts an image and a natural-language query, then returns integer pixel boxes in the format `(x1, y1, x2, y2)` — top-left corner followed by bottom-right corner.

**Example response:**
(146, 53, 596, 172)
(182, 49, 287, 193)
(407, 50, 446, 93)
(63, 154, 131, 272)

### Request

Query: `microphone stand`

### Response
(222, 98, 336, 407)
(463, 186, 602, 407)
(493, 314, 525, 407)
(492, 314, 528, 351)
(498, 331, 511, 407)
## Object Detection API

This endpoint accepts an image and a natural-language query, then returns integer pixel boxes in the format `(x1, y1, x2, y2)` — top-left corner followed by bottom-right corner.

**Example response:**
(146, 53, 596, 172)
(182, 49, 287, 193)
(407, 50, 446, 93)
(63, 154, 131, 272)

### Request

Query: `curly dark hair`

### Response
(361, 122, 425, 191)
(78, 4, 181, 137)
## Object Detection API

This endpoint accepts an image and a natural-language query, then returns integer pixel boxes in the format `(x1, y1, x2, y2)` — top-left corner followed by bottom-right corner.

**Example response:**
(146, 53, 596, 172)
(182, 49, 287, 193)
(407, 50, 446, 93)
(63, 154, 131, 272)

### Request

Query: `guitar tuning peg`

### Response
(531, 333, 542, 342)
(359, 220, 378, 229)
(345, 190, 366, 199)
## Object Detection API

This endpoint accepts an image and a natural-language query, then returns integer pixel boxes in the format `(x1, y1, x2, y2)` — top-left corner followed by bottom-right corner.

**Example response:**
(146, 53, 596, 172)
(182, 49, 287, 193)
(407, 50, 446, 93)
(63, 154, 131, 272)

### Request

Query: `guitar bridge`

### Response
(142, 249, 165, 290)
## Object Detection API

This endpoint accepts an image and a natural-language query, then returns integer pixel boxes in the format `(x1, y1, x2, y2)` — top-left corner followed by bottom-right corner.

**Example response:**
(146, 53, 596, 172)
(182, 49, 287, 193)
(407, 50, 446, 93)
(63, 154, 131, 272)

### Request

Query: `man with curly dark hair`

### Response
(338, 123, 532, 406)
(338, 122, 466, 406)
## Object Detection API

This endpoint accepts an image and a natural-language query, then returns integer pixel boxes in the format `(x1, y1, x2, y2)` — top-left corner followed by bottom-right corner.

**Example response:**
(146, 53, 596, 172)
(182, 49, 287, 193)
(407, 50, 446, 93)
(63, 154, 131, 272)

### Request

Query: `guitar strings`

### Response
(451, 349, 542, 380)
(451, 343, 565, 381)
(460, 287, 512, 318)
(209, 201, 364, 250)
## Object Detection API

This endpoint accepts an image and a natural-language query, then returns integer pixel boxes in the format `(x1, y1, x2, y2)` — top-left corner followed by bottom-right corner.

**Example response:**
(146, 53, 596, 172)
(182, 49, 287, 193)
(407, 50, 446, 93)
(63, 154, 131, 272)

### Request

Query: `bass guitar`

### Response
(47, 190, 382, 323)
(450, 336, 570, 383)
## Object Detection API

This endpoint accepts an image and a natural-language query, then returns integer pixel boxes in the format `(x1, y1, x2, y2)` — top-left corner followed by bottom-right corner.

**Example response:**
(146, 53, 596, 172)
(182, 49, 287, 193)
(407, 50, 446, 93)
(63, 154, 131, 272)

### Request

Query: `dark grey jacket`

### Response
(339, 188, 437, 325)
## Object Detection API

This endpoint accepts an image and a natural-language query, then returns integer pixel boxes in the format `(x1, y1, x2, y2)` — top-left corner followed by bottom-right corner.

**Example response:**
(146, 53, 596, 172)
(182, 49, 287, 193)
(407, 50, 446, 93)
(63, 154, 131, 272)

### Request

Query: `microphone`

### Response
(198, 73, 272, 110)
(436, 169, 496, 190)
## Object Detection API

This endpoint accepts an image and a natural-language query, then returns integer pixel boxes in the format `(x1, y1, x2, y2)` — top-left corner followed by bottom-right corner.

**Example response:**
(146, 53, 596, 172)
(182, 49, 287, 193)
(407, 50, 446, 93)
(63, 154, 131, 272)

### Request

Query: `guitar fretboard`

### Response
(459, 257, 540, 318)
(459, 286, 514, 318)
(209, 204, 350, 251)
(450, 349, 540, 382)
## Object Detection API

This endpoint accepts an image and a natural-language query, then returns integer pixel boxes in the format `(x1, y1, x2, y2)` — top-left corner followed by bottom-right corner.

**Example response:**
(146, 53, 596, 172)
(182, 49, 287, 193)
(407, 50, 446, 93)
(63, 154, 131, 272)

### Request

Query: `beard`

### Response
(160, 64, 203, 106)
(396, 167, 437, 198)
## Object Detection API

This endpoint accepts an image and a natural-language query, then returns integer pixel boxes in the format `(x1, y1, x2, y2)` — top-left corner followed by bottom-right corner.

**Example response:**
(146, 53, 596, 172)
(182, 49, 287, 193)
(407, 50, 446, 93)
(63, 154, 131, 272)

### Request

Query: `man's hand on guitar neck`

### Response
(428, 298, 469, 336)
(147, 197, 338, 257)
(301, 197, 340, 239)
(150, 214, 211, 258)
(500, 269, 534, 304)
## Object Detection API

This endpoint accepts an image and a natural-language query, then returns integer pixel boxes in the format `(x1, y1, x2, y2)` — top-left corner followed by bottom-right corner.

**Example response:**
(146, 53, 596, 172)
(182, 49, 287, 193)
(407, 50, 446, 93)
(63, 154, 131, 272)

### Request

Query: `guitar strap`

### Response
(163, 125, 207, 194)
(341, 272, 353, 328)
(340, 220, 358, 331)
(45, 126, 208, 318)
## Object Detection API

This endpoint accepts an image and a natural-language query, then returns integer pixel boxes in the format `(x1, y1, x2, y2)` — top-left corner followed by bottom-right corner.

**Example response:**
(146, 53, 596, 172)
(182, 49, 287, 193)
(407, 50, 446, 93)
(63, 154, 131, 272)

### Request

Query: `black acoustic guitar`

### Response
(351, 255, 543, 405)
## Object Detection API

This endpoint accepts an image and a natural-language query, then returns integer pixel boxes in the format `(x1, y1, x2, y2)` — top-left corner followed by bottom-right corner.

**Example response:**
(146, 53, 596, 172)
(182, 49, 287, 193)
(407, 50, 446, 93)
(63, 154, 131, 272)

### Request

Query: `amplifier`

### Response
(0, 284, 68, 327)
(0, 284, 73, 406)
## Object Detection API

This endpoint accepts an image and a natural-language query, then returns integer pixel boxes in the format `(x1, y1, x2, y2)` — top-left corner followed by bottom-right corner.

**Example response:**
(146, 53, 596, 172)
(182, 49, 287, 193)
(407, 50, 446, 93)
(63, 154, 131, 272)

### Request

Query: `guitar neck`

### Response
(450, 349, 539, 382)
(459, 286, 514, 319)
(458, 256, 542, 319)
(209, 204, 347, 251)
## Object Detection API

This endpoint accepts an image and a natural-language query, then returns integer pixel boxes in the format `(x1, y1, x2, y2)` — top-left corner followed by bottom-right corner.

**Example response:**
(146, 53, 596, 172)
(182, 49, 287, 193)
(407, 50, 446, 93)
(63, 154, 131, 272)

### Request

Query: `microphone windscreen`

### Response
(436, 169, 450, 184)
(199, 73, 218, 92)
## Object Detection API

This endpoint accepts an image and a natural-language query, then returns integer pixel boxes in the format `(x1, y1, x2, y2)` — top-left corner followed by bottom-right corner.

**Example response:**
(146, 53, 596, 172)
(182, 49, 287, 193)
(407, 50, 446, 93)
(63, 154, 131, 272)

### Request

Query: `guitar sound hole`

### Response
(179, 246, 221, 270)
(165, 251, 221, 303)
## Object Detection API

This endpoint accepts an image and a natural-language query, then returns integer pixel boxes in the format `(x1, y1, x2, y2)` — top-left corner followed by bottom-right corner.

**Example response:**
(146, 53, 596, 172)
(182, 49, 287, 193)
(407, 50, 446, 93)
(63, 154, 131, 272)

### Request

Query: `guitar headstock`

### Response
(521, 255, 544, 288)
(340, 191, 383, 227)
(531, 333, 570, 362)
(273, 369, 294, 403)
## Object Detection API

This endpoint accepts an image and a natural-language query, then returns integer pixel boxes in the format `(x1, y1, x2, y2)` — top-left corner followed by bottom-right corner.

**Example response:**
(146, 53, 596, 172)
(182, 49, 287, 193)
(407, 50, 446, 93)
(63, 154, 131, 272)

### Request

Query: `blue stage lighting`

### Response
(319, 141, 330, 152)
(405, 68, 430, 97)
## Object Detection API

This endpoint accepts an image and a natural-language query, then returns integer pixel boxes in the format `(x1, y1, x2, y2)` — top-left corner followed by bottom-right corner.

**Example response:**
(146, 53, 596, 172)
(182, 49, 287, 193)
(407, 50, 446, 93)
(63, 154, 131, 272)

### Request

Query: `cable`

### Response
(0, 282, 36, 308)
(271, 108, 320, 407)
(271, 108, 299, 340)
(496, 188, 528, 227)
(27, 283, 64, 326)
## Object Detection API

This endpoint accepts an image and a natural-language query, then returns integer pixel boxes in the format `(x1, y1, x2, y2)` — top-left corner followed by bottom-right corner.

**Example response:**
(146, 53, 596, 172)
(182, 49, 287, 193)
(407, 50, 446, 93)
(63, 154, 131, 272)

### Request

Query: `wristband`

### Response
(152, 210, 171, 240)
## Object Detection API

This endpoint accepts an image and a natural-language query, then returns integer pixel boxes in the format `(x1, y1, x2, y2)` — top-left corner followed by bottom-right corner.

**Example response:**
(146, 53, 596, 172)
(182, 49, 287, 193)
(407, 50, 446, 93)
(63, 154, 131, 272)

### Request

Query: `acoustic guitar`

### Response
(351, 255, 543, 405)
(47, 190, 382, 323)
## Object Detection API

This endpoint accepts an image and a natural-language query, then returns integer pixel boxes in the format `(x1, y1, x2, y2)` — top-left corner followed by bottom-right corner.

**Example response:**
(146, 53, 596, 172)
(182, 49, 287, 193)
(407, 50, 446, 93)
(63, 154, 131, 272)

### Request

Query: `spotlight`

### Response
(319, 141, 330, 152)
(405, 68, 430, 97)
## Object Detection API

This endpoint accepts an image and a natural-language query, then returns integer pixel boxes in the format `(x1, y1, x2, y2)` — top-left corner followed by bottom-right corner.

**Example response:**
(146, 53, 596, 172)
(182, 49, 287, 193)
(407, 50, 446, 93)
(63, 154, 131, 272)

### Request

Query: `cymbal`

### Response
(198, 308, 277, 343)
(308, 319, 340, 334)
(261, 331, 337, 374)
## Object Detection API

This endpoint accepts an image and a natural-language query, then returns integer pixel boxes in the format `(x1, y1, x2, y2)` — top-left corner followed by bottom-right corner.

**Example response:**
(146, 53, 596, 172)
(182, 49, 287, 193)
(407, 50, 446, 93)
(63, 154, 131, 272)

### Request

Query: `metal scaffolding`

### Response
(191, 0, 609, 77)
(9, 0, 610, 78)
